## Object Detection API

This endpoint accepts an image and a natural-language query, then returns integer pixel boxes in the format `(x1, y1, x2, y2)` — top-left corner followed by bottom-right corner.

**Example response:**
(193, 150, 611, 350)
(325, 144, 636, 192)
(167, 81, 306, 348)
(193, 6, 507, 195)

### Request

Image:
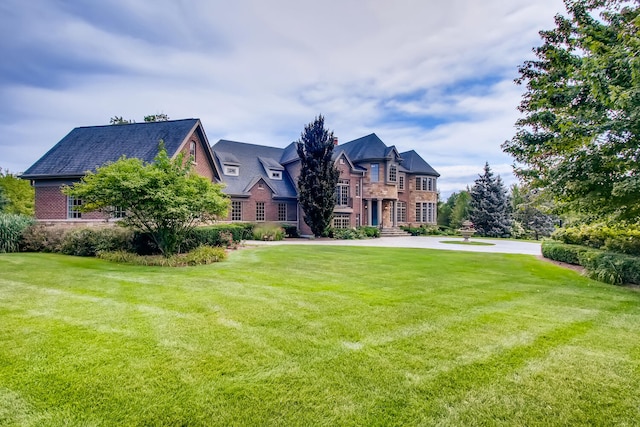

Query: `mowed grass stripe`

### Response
(0, 247, 639, 426)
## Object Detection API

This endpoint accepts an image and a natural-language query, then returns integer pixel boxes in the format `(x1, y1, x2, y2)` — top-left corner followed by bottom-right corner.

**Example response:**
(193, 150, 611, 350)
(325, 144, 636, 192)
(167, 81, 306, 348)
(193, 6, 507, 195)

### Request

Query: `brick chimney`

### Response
(333, 136, 338, 146)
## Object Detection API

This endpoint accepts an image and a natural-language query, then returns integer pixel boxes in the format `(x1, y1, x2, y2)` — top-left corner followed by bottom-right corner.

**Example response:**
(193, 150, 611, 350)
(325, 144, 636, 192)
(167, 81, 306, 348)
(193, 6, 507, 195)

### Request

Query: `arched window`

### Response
(189, 141, 196, 162)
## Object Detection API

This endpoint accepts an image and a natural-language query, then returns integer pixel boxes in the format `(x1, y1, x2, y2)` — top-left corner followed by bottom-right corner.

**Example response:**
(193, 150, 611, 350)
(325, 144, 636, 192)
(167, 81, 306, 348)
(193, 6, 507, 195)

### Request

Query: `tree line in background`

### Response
(437, 163, 558, 240)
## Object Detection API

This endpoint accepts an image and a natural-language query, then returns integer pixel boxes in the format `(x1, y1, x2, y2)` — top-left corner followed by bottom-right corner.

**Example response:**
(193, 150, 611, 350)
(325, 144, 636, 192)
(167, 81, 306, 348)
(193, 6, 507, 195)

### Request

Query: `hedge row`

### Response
(542, 240, 640, 285)
(15, 223, 256, 256)
(552, 223, 640, 256)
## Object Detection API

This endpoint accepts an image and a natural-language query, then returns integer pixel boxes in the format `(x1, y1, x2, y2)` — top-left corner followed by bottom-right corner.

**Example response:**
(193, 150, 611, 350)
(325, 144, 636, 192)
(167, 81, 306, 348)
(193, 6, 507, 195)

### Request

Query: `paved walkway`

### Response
(249, 236, 541, 256)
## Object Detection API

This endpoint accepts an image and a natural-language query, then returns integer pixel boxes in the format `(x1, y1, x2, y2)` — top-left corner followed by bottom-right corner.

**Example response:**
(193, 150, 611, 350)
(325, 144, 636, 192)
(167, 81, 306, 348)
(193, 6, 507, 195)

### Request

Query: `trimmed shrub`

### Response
(181, 224, 250, 252)
(541, 241, 590, 265)
(60, 227, 134, 257)
(20, 224, 68, 253)
(542, 240, 640, 285)
(252, 224, 285, 241)
(181, 245, 227, 265)
(333, 228, 366, 240)
(577, 250, 640, 286)
(0, 213, 34, 253)
(358, 226, 380, 238)
(552, 223, 640, 256)
(333, 226, 381, 240)
(98, 245, 226, 267)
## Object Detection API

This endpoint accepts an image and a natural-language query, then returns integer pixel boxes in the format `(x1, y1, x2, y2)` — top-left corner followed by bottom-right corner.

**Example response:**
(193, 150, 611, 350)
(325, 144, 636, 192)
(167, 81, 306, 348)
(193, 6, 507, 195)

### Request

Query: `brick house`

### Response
(213, 133, 439, 235)
(23, 119, 439, 234)
(21, 119, 218, 223)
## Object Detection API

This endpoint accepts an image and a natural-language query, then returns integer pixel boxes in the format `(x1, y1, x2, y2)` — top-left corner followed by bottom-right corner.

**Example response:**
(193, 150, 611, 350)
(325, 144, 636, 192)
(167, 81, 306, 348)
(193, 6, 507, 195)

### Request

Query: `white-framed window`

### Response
(270, 170, 282, 180)
(370, 163, 379, 183)
(397, 201, 407, 223)
(339, 158, 345, 165)
(399, 175, 405, 191)
(189, 140, 197, 163)
(67, 196, 82, 219)
(355, 182, 360, 197)
(415, 176, 436, 192)
(258, 182, 264, 190)
(256, 202, 265, 221)
(415, 202, 436, 223)
(356, 214, 361, 227)
(224, 165, 239, 176)
(110, 206, 126, 219)
(231, 201, 242, 221)
(333, 214, 350, 229)
(336, 179, 350, 206)
(278, 203, 287, 222)
(388, 164, 397, 182)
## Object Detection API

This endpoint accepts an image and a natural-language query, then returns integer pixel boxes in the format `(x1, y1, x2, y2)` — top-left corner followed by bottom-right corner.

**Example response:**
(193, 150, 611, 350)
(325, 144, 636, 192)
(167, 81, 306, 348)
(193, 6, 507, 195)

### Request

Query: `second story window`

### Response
(416, 176, 436, 191)
(336, 179, 350, 206)
(399, 175, 405, 191)
(370, 163, 379, 183)
(388, 165, 397, 182)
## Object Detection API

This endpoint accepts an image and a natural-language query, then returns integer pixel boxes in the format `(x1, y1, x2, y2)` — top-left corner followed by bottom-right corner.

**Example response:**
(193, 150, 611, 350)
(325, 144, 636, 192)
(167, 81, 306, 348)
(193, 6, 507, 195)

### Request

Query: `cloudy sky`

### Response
(0, 0, 566, 198)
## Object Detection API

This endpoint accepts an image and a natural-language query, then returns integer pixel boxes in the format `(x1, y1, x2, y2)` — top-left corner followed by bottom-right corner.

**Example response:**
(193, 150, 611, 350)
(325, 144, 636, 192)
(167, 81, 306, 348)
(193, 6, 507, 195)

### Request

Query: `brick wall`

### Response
(177, 130, 216, 181)
(34, 184, 108, 221)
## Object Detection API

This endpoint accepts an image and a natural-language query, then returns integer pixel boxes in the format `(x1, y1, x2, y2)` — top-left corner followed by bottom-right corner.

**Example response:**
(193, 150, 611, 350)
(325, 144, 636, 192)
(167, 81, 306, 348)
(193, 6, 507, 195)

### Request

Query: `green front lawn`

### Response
(1, 247, 639, 426)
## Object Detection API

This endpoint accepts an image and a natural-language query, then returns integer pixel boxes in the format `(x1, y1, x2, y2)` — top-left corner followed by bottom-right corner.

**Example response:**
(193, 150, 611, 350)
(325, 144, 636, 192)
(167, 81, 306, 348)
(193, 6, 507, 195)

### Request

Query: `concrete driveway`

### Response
(250, 236, 541, 256)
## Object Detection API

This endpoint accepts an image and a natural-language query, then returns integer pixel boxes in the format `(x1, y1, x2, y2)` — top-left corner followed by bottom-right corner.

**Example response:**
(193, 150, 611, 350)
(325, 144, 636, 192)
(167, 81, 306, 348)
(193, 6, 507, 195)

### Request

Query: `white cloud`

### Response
(0, 0, 565, 196)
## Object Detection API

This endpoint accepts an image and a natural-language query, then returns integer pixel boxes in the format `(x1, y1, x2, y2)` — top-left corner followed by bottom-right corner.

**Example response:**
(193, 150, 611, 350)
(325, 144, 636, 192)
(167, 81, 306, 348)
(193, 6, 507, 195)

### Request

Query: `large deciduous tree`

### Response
(63, 144, 230, 256)
(502, 0, 640, 221)
(469, 163, 512, 237)
(296, 115, 340, 237)
(0, 168, 34, 216)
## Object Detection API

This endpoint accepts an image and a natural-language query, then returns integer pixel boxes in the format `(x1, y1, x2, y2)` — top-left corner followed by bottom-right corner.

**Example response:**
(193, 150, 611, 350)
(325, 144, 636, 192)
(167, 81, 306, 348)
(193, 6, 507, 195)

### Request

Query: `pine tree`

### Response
(296, 115, 340, 237)
(469, 163, 512, 237)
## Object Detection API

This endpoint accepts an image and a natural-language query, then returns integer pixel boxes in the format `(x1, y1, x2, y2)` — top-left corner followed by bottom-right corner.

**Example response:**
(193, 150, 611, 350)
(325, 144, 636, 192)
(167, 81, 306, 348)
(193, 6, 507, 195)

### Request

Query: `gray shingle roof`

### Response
(400, 150, 440, 176)
(22, 119, 201, 179)
(339, 133, 390, 161)
(339, 133, 438, 176)
(280, 142, 300, 165)
(212, 139, 298, 199)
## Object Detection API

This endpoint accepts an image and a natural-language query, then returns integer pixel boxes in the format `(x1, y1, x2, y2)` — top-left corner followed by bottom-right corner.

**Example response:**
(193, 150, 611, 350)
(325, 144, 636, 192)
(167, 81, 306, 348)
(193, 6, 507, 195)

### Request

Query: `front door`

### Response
(371, 200, 379, 226)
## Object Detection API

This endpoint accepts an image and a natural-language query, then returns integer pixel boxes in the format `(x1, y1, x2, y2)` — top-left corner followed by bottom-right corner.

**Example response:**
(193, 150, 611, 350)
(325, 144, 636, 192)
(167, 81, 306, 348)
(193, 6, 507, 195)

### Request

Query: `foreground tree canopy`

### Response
(296, 115, 339, 237)
(502, 0, 640, 221)
(63, 145, 230, 256)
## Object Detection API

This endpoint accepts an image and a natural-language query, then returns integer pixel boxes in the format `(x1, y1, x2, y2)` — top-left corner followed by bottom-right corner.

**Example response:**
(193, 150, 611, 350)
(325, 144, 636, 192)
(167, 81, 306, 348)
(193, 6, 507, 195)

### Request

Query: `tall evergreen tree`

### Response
(296, 115, 340, 237)
(469, 163, 512, 237)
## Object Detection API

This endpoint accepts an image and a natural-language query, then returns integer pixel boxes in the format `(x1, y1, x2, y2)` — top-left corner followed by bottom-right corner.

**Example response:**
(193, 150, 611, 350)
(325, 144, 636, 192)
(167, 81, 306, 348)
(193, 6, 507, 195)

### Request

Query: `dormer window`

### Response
(224, 165, 239, 176)
(270, 170, 282, 180)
